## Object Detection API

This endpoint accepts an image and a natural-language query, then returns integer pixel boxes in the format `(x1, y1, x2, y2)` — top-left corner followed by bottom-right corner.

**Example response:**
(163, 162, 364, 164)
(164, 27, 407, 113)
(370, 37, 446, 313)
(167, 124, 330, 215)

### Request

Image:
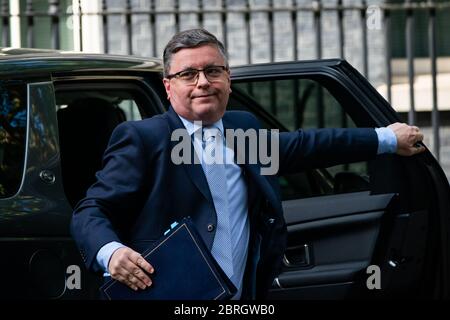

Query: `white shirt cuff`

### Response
(375, 127, 397, 154)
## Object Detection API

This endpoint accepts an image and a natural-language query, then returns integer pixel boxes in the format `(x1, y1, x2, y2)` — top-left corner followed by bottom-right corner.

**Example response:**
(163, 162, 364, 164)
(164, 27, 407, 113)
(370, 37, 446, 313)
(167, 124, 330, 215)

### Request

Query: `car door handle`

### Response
(283, 244, 312, 268)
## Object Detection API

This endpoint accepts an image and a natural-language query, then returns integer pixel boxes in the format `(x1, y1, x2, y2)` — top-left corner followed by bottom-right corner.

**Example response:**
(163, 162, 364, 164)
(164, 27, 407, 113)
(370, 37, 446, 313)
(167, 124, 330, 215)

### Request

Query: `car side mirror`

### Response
(334, 171, 370, 194)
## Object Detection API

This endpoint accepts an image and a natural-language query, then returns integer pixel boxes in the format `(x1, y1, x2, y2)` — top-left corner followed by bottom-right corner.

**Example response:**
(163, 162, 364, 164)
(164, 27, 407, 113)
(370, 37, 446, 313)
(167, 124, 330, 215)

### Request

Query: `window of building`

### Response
(19, 0, 74, 50)
(389, 0, 450, 57)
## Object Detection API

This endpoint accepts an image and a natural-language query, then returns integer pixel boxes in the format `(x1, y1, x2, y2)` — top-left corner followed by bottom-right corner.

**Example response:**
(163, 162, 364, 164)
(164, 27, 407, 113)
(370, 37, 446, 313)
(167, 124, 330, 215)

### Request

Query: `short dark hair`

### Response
(163, 28, 228, 77)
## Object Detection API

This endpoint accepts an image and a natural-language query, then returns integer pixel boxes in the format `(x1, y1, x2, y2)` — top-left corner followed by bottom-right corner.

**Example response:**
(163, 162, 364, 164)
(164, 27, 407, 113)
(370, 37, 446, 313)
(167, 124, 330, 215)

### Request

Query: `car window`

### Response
(118, 99, 141, 121)
(230, 78, 369, 200)
(55, 88, 144, 121)
(0, 82, 27, 198)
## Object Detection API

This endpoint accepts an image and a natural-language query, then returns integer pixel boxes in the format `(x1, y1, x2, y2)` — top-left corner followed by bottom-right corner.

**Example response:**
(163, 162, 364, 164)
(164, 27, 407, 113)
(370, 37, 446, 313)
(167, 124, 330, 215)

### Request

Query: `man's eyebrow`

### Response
(179, 63, 220, 70)
(179, 66, 196, 70)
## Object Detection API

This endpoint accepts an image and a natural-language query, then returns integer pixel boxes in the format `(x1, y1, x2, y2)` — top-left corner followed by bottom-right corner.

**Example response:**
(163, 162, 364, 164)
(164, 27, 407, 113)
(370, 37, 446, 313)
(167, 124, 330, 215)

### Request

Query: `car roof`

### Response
(0, 47, 163, 76)
(0, 47, 346, 79)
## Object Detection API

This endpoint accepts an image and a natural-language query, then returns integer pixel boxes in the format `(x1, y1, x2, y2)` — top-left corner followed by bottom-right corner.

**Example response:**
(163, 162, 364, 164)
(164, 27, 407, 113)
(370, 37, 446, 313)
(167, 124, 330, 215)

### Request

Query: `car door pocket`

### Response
(378, 210, 428, 291)
(283, 244, 312, 268)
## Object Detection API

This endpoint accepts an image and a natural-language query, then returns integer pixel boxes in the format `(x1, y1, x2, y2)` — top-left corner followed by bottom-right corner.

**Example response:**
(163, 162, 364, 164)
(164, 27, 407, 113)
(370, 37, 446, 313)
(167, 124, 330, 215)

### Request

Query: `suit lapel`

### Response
(165, 107, 214, 205)
(222, 114, 280, 213)
(242, 162, 280, 213)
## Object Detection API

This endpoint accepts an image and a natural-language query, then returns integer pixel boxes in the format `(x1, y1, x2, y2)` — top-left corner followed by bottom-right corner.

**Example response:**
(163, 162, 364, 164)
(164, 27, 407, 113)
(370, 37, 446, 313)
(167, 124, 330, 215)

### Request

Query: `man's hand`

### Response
(388, 122, 426, 156)
(108, 247, 154, 291)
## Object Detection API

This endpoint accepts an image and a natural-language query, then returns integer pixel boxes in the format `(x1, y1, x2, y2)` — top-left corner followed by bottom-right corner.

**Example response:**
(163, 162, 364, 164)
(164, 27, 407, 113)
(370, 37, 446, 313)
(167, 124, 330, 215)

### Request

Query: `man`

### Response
(71, 29, 425, 299)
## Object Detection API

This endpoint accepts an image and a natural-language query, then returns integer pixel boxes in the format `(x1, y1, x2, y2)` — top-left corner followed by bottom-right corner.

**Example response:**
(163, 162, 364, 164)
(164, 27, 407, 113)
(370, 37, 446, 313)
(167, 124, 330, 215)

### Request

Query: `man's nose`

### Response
(196, 71, 210, 87)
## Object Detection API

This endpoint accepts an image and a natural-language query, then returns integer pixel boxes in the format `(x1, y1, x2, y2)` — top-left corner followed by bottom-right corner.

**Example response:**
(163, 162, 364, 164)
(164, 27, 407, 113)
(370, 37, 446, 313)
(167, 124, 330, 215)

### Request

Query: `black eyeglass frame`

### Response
(165, 65, 229, 82)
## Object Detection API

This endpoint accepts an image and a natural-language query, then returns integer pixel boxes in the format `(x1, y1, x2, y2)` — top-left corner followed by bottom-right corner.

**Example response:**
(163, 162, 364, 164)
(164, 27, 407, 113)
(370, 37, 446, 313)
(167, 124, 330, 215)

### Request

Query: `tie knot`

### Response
(202, 126, 221, 144)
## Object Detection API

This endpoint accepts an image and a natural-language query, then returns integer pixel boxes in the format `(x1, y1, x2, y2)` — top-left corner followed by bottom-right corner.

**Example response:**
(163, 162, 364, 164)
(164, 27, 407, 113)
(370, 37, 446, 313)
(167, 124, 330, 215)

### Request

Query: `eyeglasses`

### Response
(166, 65, 228, 85)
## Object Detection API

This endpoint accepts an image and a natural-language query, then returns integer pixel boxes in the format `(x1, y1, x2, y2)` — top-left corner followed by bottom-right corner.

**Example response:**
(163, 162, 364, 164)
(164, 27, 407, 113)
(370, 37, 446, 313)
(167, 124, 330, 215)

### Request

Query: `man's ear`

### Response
(163, 78, 171, 100)
(226, 70, 232, 93)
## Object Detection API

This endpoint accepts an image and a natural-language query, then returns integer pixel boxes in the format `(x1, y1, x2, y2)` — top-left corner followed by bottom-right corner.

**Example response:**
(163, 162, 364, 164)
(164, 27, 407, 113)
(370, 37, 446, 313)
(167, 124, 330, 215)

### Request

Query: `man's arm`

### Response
(70, 121, 155, 290)
(277, 122, 424, 175)
(278, 127, 378, 175)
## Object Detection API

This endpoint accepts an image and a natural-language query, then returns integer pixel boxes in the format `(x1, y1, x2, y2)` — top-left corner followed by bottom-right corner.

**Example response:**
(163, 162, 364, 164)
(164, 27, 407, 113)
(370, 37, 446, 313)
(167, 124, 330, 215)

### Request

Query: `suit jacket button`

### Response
(207, 224, 215, 232)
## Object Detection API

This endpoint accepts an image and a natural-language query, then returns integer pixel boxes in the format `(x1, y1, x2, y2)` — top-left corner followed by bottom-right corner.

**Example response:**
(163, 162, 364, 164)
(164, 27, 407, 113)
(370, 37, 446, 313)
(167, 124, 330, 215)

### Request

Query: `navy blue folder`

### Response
(100, 217, 237, 300)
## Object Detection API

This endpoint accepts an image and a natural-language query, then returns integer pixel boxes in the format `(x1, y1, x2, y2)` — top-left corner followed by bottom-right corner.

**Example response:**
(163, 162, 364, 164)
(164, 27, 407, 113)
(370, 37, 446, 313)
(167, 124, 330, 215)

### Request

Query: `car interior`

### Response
(55, 82, 155, 207)
(57, 97, 127, 207)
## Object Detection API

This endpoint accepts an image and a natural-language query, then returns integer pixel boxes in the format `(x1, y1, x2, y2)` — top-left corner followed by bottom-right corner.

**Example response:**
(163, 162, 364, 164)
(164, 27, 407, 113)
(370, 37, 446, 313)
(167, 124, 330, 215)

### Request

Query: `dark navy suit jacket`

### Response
(71, 107, 378, 299)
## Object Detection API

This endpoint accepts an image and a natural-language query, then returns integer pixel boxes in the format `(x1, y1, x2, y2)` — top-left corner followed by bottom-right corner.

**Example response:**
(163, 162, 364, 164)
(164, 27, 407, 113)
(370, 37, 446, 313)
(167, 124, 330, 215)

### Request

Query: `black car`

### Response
(0, 48, 449, 299)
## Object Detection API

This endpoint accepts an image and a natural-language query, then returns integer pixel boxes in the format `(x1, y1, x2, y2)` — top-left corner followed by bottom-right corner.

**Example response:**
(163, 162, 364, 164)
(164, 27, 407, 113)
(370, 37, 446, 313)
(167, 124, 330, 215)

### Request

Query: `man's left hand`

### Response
(388, 122, 426, 156)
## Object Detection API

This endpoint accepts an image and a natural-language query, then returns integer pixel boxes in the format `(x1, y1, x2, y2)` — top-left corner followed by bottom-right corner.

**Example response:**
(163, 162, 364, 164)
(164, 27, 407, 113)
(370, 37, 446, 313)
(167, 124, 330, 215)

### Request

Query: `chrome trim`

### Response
(272, 277, 282, 289)
(283, 244, 311, 267)
(53, 75, 146, 81)
(388, 260, 398, 268)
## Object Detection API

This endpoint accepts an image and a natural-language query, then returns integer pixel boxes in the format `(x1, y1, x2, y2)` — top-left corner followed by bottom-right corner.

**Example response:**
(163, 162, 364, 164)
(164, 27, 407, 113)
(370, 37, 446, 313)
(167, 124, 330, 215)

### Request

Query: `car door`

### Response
(0, 77, 95, 299)
(229, 59, 450, 299)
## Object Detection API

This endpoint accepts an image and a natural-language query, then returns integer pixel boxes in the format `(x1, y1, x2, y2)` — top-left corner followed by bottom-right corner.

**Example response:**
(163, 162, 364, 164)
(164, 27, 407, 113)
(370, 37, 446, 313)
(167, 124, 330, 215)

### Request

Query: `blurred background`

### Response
(0, 0, 449, 179)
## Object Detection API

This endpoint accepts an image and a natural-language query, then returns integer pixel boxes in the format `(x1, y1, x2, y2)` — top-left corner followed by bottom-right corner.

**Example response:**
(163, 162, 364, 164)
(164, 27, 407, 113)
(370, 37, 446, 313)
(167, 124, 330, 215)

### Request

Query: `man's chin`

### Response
(193, 105, 225, 124)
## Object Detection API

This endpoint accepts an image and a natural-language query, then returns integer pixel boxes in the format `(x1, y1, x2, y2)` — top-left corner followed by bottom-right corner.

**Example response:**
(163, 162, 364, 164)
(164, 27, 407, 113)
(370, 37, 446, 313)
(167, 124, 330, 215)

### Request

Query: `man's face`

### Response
(163, 44, 231, 124)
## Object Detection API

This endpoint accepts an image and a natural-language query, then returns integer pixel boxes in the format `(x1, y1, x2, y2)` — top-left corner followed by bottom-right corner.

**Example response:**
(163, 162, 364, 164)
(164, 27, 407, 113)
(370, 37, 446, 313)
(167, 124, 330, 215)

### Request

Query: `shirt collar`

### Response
(177, 114, 224, 136)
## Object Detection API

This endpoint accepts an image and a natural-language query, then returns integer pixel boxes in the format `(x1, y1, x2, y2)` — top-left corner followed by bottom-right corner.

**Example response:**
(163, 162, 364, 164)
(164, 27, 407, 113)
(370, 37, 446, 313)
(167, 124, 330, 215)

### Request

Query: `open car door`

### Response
(229, 59, 450, 299)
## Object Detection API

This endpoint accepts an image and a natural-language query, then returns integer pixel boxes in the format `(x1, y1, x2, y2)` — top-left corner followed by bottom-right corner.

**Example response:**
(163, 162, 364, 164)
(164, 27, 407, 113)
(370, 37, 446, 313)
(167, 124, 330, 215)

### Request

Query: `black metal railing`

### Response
(0, 0, 449, 163)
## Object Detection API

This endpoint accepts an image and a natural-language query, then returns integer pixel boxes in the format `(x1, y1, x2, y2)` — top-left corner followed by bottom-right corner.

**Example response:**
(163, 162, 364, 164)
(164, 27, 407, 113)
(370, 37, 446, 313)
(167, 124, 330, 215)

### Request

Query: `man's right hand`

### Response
(108, 247, 154, 291)
(387, 122, 425, 156)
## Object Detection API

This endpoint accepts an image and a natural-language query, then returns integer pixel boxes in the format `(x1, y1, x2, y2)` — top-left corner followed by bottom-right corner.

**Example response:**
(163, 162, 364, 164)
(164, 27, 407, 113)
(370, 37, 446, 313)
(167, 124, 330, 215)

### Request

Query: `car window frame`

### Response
(53, 76, 166, 119)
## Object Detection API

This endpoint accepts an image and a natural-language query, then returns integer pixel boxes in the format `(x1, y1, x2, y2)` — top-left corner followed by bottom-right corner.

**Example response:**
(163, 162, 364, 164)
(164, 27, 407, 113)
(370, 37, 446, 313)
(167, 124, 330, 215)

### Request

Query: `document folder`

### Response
(100, 217, 237, 300)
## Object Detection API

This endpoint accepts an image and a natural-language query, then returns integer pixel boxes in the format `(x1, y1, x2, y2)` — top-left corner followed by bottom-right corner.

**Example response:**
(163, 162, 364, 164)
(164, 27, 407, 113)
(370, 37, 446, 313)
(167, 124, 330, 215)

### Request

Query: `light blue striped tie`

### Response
(202, 126, 234, 279)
